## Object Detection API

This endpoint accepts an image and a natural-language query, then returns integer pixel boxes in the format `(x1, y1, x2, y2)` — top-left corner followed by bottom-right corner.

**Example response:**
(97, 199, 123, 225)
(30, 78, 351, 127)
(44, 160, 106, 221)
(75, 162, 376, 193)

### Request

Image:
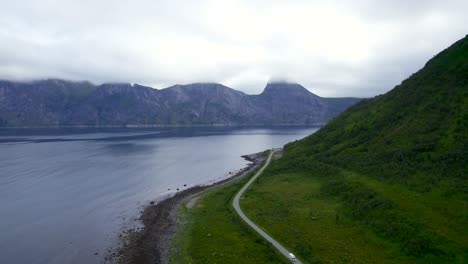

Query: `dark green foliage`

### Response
(257, 36, 468, 262)
(284, 35, 468, 194)
(320, 173, 449, 257)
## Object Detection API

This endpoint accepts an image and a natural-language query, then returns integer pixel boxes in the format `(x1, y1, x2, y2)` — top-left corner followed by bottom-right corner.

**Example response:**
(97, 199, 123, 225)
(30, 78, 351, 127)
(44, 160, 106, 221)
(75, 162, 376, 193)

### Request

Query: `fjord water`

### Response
(0, 126, 317, 264)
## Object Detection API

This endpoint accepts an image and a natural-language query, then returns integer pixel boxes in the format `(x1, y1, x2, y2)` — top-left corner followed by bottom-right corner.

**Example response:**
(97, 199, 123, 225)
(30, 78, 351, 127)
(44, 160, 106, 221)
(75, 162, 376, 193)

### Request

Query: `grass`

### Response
(241, 162, 468, 263)
(169, 166, 288, 264)
(340, 170, 468, 246)
(241, 170, 402, 264)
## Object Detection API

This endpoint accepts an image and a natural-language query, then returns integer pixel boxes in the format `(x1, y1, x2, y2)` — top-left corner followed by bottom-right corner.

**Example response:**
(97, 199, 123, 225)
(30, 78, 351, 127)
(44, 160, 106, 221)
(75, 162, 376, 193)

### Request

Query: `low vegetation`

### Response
(169, 167, 287, 264)
(242, 162, 467, 263)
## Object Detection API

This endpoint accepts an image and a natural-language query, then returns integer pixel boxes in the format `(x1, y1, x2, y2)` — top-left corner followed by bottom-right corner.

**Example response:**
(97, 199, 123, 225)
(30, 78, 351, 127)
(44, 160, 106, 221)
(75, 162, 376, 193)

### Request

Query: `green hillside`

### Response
(169, 36, 467, 264)
(286, 35, 467, 193)
(240, 36, 468, 263)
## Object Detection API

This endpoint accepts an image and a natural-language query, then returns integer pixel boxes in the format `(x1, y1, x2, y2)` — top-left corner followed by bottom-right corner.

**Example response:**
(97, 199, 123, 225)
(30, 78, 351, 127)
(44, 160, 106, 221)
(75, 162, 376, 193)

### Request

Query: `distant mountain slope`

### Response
(250, 35, 468, 262)
(0, 80, 360, 127)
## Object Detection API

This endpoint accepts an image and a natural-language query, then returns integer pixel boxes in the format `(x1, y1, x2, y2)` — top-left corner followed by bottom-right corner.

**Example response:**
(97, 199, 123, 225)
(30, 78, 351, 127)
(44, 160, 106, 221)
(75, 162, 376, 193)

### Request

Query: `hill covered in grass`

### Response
(285, 35, 467, 193)
(240, 36, 467, 263)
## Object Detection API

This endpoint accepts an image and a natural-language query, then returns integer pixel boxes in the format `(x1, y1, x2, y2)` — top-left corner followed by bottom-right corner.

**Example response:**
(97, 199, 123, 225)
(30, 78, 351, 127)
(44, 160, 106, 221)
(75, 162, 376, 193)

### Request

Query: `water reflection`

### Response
(102, 143, 155, 156)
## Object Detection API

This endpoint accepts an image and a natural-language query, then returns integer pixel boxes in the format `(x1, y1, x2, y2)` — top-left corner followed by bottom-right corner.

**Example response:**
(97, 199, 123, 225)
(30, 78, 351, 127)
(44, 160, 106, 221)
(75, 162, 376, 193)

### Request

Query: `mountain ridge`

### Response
(0, 80, 361, 127)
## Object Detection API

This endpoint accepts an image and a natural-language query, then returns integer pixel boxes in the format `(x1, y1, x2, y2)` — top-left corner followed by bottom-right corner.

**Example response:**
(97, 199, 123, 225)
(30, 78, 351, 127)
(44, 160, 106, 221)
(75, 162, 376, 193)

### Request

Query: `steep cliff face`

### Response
(69, 83, 164, 126)
(159, 83, 250, 124)
(0, 80, 361, 127)
(0, 79, 96, 126)
(250, 82, 328, 124)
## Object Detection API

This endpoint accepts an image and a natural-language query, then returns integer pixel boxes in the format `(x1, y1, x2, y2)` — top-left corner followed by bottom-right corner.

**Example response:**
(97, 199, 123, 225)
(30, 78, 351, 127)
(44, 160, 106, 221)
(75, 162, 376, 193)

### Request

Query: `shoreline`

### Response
(107, 151, 266, 264)
(0, 124, 323, 129)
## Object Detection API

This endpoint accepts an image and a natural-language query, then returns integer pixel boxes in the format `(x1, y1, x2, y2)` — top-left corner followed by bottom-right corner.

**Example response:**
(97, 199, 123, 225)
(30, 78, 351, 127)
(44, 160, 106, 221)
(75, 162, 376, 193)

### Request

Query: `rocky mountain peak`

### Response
(261, 81, 318, 98)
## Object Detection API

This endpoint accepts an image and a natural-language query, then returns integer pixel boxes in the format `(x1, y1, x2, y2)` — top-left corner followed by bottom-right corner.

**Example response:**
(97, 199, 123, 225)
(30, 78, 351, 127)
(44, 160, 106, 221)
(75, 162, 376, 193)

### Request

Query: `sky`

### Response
(0, 0, 467, 97)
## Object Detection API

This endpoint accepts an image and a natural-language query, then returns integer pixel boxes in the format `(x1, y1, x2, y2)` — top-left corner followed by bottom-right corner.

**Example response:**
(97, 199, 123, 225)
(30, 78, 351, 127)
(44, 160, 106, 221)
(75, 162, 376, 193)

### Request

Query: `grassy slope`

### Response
(169, 166, 288, 264)
(242, 171, 403, 263)
(241, 36, 468, 263)
(291, 35, 467, 192)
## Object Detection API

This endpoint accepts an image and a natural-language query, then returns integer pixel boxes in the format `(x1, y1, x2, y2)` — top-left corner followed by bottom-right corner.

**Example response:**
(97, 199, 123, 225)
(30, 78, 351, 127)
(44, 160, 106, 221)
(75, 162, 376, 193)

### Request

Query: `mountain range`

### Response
(0, 80, 360, 127)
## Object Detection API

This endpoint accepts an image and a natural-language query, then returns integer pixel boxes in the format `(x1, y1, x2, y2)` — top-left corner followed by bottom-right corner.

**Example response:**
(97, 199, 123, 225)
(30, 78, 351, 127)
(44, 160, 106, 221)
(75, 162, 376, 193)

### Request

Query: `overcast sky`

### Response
(1, 0, 467, 96)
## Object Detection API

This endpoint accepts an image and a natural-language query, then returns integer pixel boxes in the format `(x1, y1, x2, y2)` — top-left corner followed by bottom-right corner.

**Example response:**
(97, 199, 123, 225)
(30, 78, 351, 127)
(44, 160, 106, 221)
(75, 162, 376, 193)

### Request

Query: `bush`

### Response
(320, 174, 445, 257)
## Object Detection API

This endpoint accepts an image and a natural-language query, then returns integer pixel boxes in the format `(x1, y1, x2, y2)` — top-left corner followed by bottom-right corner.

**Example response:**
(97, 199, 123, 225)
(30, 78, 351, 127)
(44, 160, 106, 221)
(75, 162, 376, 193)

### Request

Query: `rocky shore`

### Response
(106, 152, 265, 264)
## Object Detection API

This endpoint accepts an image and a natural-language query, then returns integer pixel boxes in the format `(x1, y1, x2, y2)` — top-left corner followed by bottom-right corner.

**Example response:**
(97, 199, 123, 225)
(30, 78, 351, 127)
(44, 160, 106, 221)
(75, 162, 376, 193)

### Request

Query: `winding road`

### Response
(233, 149, 302, 264)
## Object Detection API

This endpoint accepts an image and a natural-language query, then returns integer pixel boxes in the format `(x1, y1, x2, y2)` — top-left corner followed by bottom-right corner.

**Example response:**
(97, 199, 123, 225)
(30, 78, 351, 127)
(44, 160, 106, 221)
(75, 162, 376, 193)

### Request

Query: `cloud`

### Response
(0, 0, 466, 96)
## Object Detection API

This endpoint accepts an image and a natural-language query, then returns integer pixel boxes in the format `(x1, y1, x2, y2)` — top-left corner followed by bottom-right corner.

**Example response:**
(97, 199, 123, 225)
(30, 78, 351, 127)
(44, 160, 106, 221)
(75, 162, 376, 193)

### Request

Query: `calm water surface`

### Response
(0, 126, 317, 264)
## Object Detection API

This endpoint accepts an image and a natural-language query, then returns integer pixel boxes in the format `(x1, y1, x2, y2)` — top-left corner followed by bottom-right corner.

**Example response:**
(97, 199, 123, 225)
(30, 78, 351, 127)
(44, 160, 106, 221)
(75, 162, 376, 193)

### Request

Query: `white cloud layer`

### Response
(1, 0, 467, 96)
